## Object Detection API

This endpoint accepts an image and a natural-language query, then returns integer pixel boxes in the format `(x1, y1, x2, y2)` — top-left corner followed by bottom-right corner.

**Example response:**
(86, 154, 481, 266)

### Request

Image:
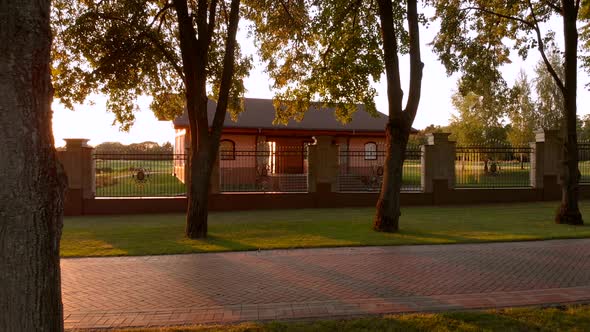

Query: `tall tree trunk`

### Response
(0, 0, 67, 331)
(186, 142, 213, 238)
(174, 0, 241, 238)
(374, 0, 422, 232)
(556, 1, 583, 225)
(374, 122, 409, 232)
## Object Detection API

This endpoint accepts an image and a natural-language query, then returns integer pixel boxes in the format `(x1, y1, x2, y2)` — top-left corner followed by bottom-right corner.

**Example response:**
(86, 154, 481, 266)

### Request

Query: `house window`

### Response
(220, 140, 235, 160)
(364, 142, 377, 160)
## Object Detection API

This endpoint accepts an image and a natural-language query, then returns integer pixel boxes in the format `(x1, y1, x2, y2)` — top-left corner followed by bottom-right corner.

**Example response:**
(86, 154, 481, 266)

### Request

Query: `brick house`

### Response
(173, 98, 406, 190)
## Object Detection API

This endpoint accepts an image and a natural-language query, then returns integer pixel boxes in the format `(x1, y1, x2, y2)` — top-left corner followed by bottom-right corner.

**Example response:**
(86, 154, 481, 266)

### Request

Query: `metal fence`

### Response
(337, 147, 422, 192)
(219, 146, 309, 192)
(455, 144, 532, 188)
(94, 153, 187, 197)
(580, 142, 590, 183)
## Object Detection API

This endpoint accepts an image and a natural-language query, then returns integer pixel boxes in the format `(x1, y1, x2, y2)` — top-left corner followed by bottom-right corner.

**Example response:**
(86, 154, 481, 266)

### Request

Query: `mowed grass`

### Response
(62, 201, 590, 258)
(113, 306, 590, 332)
(455, 161, 531, 188)
(96, 173, 185, 197)
(96, 159, 185, 197)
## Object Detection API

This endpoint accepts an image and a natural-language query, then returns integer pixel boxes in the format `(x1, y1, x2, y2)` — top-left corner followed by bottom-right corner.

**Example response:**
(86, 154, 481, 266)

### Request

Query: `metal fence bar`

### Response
(219, 146, 309, 193)
(455, 145, 532, 188)
(579, 143, 590, 183)
(94, 153, 187, 197)
(337, 148, 422, 192)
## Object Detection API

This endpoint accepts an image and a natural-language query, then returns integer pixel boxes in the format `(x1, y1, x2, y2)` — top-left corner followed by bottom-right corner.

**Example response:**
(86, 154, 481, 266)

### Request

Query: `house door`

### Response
(267, 137, 310, 174)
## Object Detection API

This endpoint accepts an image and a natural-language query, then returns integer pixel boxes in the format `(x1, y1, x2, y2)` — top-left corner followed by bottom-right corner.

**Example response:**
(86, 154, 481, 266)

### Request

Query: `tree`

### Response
(247, 0, 424, 232)
(52, 0, 251, 238)
(534, 51, 564, 130)
(448, 90, 508, 146)
(431, 0, 586, 225)
(507, 71, 537, 147)
(409, 124, 448, 146)
(1, 0, 67, 330)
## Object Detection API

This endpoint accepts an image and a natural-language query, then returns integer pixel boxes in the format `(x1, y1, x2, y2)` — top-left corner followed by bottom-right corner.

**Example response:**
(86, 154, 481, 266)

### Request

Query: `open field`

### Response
(111, 305, 590, 332)
(95, 159, 185, 197)
(62, 201, 590, 257)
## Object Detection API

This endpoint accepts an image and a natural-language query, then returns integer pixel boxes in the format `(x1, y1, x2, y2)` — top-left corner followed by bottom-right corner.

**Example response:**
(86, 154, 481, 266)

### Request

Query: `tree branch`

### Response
(542, 0, 562, 13)
(196, 0, 208, 42)
(206, 0, 219, 47)
(210, 0, 241, 154)
(377, 0, 403, 118)
(404, 0, 423, 123)
(464, 3, 565, 93)
(145, 33, 186, 83)
(525, 0, 566, 93)
(93, 6, 185, 84)
(149, 2, 173, 28)
(462, 6, 535, 29)
(173, 0, 202, 136)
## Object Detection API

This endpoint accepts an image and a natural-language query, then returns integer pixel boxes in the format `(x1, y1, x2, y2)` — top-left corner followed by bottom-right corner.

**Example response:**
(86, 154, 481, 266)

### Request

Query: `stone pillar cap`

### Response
(427, 132, 452, 145)
(534, 129, 560, 142)
(64, 138, 90, 149)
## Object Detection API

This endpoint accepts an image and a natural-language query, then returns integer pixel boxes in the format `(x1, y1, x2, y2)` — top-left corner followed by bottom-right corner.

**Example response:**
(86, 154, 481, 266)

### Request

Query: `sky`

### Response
(52, 14, 590, 147)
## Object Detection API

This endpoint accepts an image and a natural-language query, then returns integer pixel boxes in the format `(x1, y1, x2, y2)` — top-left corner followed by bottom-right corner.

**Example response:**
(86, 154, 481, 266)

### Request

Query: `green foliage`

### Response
(448, 88, 507, 146)
(408, 124, 449, 145)
(534, 51, 564, 130)
(51, 0, 252, 130)
(245, 0, 423, 123)
(578, 114, 590, 141)
(94, 141, 173, 154)
(506, 71, 537, 146)
(429, 0, 589, 119)
(430, 0, 562, 79)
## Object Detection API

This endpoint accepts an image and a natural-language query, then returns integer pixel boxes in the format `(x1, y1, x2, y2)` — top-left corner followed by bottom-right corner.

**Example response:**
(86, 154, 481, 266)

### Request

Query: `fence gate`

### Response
(94, 153, 187, 197)
(455, 142, 532, 188)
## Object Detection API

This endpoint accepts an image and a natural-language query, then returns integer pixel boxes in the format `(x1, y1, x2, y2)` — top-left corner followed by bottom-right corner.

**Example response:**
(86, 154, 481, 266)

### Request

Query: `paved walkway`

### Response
(62, 239, 590, 330)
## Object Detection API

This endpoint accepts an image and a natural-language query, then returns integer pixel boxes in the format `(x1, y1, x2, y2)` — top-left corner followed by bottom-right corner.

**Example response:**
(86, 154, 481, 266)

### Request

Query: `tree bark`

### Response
(173, 0, 241, 238)
(374, 0, 422, 232)
(374, 122, 410, 232)
(186, 146, 212, 238)
(555, 0, 583, 225)
(0, 1, 67, 331)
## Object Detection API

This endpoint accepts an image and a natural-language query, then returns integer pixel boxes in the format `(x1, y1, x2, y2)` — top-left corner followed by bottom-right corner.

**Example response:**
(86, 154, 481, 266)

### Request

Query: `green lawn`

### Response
(62, 201, 590, 258)
(96, 173, 186, 197)
(96, 159, 185, 197)
(455, 161, 531, 188)
(114, 305, 590, 331)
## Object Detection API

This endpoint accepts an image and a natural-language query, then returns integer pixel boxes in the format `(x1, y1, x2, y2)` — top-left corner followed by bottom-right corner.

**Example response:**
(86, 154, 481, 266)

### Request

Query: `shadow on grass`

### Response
(62, 202, 590, 258)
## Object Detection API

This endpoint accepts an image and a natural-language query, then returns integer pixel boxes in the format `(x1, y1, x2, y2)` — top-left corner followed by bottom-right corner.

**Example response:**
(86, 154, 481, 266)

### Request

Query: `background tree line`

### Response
(444, 53, 590, 146)
(94, 141, 173, 154)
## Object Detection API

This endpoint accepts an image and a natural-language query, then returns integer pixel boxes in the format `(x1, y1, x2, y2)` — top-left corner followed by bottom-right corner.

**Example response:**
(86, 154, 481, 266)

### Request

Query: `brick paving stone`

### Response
(62, 239, 590, 330)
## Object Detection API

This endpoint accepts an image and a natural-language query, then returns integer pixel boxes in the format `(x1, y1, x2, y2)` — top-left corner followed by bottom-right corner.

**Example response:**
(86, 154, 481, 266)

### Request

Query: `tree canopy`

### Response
(51, 0, 252, 130)
(245, 0, 424, 123)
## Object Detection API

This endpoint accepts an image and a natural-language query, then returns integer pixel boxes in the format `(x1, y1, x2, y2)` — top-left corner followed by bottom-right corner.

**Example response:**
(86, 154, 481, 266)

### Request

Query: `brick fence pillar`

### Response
(57, 138, 95, 215)
(531, 129, 562, 199)
(422, 133, 455, 195)
(308, 136, 338, 193)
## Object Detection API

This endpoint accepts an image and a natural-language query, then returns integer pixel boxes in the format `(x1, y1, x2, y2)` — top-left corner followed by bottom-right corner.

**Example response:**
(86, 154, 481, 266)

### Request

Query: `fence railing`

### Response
(94, 153, 187, 197)
(455, 145, 532, 188)
(219, 146, 309, 193)
(579, 142, 590, 183)
(337, 147, 422, 192)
